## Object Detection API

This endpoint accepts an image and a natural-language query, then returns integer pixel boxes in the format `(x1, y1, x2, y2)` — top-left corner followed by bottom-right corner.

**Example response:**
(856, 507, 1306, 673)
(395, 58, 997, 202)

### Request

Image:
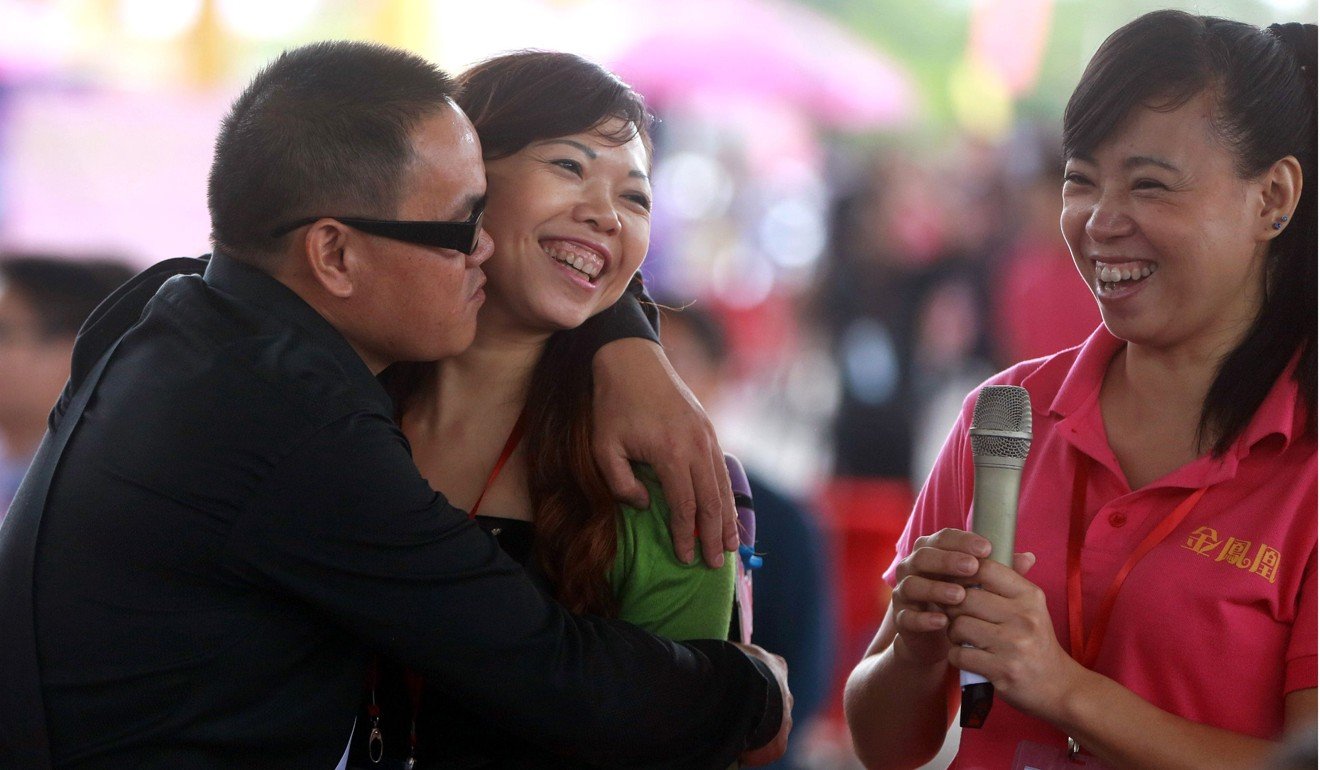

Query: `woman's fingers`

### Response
(895, 607, 950, 633)
(900, 540, 984, 578)
(894, 574, 967, 608)
(912, 528, 993, 559)
(972, 557, 1044, 600)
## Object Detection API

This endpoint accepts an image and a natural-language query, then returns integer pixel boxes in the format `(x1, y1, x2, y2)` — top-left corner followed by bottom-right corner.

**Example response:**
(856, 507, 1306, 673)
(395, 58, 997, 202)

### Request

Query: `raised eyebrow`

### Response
(533, 139, 597, 160)
(630, 170, 650, 182)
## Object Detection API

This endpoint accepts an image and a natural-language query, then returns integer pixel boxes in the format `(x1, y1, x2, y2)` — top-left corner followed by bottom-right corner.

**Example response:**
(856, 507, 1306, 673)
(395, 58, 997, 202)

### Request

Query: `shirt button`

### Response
(1108, 512, 1127, 528)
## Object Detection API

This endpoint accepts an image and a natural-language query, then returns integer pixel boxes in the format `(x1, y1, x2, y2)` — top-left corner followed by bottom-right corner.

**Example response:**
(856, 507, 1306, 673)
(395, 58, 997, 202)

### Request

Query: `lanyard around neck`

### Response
(467, 411, 527, 520)
(1066, 457, 1208, 668)
(368, 409, 528, 763)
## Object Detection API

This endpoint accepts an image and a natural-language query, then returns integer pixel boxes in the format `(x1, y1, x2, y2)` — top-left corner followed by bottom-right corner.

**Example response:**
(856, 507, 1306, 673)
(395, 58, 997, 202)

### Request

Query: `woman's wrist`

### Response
(1048, 662, 1107, 739)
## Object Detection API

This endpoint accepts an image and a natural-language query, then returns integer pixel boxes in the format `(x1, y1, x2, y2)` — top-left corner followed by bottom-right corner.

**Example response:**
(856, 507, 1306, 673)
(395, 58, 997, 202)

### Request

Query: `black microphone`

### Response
(959, 385, 1032, 729)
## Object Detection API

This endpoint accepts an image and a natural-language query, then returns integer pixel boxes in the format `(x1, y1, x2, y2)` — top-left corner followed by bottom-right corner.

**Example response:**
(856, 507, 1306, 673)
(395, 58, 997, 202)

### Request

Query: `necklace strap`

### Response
(467, 411, 527, 519)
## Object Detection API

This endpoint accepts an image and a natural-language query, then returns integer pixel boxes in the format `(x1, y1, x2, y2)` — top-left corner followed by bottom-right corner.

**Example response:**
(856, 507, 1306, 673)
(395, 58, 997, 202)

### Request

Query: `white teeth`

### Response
(1097, 263, 1156, 285)
(542, 242, 604, 281)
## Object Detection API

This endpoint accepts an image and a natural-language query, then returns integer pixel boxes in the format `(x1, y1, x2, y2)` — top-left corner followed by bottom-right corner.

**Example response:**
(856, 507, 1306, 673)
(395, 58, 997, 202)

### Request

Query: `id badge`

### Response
(1012, 741, 1112, 770)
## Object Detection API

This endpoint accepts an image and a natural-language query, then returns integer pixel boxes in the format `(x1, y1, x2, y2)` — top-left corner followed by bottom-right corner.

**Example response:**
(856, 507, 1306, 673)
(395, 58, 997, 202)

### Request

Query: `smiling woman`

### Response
(348, 52, 738, 770)
(479, 121, 652, 334)
(845, 10, 1316, 770)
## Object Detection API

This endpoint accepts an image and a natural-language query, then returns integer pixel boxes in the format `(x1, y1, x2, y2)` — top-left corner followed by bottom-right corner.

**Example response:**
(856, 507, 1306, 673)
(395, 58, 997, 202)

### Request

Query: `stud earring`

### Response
(1273, 214, 1289, 230)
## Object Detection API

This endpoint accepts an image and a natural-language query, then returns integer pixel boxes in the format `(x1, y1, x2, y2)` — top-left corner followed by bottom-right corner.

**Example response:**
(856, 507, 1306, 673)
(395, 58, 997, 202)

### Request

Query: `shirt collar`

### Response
(202, 251, 392, 415)
(1019, 325, 1121, 422)
(1234, 350, 1306, 457)
(1024, 324, 1309, 486)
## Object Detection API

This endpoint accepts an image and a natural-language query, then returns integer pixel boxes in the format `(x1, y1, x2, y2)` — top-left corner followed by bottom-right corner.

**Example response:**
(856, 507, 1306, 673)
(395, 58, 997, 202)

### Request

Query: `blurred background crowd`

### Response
(0, 1, 1313, 768)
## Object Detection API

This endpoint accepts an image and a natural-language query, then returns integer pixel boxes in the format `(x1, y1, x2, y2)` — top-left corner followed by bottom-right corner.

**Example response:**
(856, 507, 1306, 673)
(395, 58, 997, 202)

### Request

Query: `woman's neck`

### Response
(430, 316, 549, 429)
(400, 307, 551, 516)
(1100, 337, 1228, 488)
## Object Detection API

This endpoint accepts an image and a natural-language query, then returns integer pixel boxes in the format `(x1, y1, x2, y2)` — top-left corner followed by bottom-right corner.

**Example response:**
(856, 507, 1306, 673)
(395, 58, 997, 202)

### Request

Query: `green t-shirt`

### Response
(609, 466, 736, 641)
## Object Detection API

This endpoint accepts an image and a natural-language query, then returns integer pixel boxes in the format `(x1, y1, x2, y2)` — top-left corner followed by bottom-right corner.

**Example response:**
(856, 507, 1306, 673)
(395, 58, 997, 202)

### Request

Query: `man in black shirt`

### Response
(0, 42, 789, 769)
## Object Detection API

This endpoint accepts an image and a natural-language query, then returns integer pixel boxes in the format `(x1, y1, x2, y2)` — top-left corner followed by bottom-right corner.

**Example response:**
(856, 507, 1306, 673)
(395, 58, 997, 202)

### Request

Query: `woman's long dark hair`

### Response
(1063, 11, 1317, 454)
(383, 51, 653, 616)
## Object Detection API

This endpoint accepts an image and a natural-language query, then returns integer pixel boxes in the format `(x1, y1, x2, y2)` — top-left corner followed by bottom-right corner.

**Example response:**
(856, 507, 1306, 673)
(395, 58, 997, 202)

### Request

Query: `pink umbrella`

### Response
(608, 0, 914, 131)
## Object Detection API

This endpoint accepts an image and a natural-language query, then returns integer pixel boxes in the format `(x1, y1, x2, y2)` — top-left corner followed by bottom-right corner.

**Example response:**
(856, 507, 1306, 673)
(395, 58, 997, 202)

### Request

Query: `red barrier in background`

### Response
(816, 476, 913, 724)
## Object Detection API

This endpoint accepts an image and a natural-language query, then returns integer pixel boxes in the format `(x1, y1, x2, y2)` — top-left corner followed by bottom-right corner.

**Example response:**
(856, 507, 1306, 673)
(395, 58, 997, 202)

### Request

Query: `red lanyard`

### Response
(367, 410, 528, 763)
(1066, 457, 1207, 668)
(467, 411, 527, 519)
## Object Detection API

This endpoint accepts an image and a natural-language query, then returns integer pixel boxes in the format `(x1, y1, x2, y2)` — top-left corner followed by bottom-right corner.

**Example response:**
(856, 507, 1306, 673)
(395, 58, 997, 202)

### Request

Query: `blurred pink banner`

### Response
(609, 0, 914, 131)
(3, 89, 227, 265)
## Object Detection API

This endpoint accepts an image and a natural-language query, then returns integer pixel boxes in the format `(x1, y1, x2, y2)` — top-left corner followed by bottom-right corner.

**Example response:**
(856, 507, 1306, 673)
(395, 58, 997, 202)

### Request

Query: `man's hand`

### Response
(735, 643, 793, 767)
(591, 337, 738, 567)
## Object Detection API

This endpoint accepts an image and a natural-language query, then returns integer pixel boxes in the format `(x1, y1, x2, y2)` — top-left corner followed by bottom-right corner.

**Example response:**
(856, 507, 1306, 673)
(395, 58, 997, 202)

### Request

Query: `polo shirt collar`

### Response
(1233, 350, 1305, 457)
(1026, 324, 1307, 490)
(202, 251, 392, 415)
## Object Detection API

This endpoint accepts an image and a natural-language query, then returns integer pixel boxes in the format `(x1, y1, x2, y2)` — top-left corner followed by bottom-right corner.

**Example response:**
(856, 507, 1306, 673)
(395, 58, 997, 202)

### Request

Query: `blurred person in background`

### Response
(811, 148, 1001, 740)
(809, 156, 940, 734)
(991, 127, 1103, 365)
(814, 155, 942, 482)
(352, 51, 788, 769)
(0, 254, 132, 520)
(847, 12, 1315, 769)
(661, 299, 833, 770)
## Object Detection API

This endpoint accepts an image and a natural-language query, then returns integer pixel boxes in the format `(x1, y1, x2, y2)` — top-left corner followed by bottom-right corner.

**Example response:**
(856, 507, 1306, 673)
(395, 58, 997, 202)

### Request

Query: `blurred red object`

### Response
(816, 476, 913, 723)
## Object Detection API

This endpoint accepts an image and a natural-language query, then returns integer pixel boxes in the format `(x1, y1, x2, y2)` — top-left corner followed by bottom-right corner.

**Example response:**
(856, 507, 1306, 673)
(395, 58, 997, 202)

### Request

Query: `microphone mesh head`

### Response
(970, 385, 1032, 460)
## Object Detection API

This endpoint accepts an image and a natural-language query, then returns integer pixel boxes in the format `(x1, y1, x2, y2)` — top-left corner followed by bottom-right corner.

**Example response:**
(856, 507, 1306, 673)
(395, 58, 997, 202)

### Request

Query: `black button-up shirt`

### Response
(29, 253, 778, 769)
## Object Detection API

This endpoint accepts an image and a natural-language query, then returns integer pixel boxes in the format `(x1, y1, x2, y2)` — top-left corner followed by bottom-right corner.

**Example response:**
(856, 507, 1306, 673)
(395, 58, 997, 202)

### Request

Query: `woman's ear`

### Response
(1255, 155, 1303, 242)
(301, 220, 356, 298)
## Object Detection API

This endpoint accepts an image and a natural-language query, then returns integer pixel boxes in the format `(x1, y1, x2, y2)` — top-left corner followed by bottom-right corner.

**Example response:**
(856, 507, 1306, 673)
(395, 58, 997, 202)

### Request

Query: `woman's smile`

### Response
(541, 238, 608, 284)
(1090, 258, 1159, 298)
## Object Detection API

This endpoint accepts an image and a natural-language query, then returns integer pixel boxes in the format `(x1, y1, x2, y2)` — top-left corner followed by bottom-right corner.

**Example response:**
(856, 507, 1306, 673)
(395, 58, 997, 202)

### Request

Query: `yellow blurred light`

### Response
(948, 55, 1013, 141)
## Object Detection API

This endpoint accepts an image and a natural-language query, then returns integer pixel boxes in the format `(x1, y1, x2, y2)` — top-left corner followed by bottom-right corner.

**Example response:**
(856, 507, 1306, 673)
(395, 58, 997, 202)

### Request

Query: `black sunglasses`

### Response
(269, 197, 486, 255)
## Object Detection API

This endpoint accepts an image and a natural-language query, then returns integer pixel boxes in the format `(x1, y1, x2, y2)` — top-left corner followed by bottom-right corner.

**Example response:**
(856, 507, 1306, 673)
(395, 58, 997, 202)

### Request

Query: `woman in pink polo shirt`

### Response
(846, 11, 1315, 770)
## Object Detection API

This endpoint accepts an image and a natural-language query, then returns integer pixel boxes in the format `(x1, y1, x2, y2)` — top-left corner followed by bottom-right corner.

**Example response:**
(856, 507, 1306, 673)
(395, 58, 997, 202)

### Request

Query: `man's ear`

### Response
(301, 220, 356, 298)
(1255, 155, 1303, 242)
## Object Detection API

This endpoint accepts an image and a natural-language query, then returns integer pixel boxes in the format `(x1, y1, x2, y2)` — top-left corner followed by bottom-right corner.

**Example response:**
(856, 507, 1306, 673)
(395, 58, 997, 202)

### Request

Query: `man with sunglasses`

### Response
(0, 42, 790, 769)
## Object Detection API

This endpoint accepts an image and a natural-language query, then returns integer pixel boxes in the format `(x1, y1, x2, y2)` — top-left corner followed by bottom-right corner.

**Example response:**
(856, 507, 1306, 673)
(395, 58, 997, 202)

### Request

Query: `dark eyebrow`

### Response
(535, 139, 649, 181)
(1065, 153, 1179, 174)
(533, 139, 597, 160)
(1124, 155, 1180, 173)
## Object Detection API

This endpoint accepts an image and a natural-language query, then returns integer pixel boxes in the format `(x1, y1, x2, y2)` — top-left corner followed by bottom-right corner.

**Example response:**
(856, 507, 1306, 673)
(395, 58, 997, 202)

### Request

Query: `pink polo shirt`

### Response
(885, 326, 1317, 769)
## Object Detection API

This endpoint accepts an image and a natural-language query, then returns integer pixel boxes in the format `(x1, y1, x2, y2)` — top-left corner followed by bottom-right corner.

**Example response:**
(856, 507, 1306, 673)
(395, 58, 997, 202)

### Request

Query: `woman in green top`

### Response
(355, 51, 735, 768)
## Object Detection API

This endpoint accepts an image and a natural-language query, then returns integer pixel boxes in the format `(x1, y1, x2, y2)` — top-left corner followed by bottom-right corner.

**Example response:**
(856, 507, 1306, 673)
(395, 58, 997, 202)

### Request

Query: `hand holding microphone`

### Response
(945, 387, 1102, 728)
(886, 386, 1043, 726)
(957, 385, 1032, 728)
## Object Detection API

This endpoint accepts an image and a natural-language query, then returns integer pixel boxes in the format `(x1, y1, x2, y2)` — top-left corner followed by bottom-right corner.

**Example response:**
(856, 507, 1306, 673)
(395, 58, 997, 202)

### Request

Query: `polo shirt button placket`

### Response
(1108, 511, 1127, 528)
